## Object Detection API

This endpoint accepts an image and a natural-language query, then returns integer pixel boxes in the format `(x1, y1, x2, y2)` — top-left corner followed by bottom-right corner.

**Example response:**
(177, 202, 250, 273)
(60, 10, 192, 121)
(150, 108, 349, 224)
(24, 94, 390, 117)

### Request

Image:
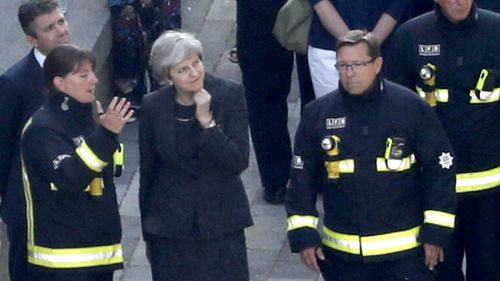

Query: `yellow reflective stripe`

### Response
(456, 166, 500, 193)
(469, 88, 500, 104)
(416, 87, 449, 104)
(113, 144, 124, 166)
(376, 154, 416, 172)
(435, 89, 449, 102)
(22, 158, 35, 243)
(424, 210, 455, 229)
(75, 141, 107, 172)
(287, 215, 319, 231)
(322, 226, 421, 256)
(28, 243, 123, 269)
(325, 159, 355, 179)
(325, 159, 354, 173)
(21, 118, 35, 243)
(322, 227, 361, 255)
(360, 226, 421, 256)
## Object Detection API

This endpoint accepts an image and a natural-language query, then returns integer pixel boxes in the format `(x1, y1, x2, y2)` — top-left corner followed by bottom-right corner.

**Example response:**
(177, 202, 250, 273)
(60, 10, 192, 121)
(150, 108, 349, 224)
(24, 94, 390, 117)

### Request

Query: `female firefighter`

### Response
(21, 45, 133, 281)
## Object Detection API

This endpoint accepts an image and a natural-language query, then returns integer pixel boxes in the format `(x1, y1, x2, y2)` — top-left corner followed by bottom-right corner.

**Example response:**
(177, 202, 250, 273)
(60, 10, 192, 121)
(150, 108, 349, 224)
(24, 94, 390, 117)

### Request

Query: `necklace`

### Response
(175, 116, 195, 122)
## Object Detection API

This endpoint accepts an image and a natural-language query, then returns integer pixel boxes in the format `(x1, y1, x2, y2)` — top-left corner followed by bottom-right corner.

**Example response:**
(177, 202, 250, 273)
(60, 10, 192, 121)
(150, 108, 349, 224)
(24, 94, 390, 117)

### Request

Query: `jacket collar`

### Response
(339, 74, 383, 105)
(436, 2, 478, 32)
(47, 91, 93, 117)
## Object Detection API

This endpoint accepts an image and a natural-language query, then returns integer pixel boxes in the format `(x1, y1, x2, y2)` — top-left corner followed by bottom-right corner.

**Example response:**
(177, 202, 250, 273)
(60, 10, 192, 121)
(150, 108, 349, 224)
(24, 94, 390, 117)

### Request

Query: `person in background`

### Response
(139, 31, 253, 281)
(386, 1, 500, 280)
(111, 4, 146, 122)
(22, 44, 132, 281)
(307, 0, 409, 97)
(236, 0, 315, 204)
(407, 0, 498, 18)
(0, 1, 70, 280)
(286, 30, 457, 281)
(138, 0, 183, 91)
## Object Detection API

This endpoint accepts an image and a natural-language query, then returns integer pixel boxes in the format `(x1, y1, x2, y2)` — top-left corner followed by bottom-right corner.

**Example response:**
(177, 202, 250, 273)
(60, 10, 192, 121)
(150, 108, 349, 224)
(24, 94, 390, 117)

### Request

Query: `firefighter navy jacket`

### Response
(139, 74, 253, 241)
(21, 92, 123, 273)
(286, 79, 457, 262)
(386, 4, 500, 198)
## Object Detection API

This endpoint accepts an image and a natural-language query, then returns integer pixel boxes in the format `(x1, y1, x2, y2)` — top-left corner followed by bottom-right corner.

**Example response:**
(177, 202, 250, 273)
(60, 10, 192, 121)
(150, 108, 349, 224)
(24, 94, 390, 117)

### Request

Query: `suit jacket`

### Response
(0, 49, 46, 227)
(139, 73, 253, 240)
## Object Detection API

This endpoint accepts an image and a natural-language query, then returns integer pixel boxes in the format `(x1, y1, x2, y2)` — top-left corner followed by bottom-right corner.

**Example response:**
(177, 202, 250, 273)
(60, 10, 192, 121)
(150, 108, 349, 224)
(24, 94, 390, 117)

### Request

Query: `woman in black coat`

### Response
(139, 30, 253, 281)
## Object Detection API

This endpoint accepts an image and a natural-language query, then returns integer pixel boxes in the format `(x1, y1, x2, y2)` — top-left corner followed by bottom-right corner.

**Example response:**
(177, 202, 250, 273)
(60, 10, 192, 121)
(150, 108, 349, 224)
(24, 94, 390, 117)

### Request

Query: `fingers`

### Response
(315, 246, 325, 261)
(105, 97, 131, 118)
(193, 89, 211, 104)
(99, 97, 134, 134)
(123, 109, 135, 121)
(438, 248, 444, 263)
(300, 247, 321, 273)
(96, 100, 104, 115)
(107, 96, 119, 111)
(424, 244, 443, 271)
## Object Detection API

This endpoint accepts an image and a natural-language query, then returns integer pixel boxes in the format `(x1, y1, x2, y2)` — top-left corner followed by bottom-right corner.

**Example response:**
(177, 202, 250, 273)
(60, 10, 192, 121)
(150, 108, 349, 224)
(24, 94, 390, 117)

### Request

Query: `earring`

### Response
(61, 97, 69, 111)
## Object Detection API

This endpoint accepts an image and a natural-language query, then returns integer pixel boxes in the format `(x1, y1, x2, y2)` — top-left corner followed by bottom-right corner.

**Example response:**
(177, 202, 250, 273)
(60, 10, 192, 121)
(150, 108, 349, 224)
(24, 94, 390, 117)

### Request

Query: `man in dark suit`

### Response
(0, 1, 70, 280)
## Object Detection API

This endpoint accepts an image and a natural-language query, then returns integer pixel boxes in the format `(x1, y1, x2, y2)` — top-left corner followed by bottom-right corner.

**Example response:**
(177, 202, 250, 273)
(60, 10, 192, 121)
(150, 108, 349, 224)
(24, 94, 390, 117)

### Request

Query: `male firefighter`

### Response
(386, 0, 500, 280)
(286, 30, 457, 281)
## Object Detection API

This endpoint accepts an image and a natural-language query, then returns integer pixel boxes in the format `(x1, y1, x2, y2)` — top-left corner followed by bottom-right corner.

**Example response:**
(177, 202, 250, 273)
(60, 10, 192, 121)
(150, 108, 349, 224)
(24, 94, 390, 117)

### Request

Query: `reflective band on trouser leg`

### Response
(325, 159, 354, 179)
(424, 210, 455, 228)
(322, 226, 421, 256)
(75, 141, 107, 172)
(376, 154, 416, 172)
(28, 243, 123, 269)
(287, 215, 319, 231)
(469, 88, 500, 104)
(456, 166, 500, 193)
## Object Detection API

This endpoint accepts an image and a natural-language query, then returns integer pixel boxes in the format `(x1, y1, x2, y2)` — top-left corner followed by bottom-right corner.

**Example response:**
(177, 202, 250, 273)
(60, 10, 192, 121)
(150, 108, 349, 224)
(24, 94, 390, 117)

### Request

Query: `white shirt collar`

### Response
(34, 48, 47, 67)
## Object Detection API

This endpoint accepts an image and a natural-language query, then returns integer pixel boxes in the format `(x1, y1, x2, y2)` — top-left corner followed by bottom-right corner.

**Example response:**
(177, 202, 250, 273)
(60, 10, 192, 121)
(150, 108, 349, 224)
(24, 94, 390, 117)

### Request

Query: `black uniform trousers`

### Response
(436, 192, 500, 281)
(35, 271, 113, 281)
(236, 1, 314, 193)
(320, 248, 434, 281)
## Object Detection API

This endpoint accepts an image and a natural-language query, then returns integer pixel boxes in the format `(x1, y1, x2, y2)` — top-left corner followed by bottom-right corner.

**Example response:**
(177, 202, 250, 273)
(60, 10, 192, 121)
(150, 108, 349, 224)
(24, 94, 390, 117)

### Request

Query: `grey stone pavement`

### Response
(113, 1, 324, 281)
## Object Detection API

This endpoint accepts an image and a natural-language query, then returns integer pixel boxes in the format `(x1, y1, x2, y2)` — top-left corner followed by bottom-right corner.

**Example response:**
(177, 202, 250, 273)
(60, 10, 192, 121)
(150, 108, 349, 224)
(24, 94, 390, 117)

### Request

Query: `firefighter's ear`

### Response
(53, 76, 66, 92)
(374, 57, 383, 74)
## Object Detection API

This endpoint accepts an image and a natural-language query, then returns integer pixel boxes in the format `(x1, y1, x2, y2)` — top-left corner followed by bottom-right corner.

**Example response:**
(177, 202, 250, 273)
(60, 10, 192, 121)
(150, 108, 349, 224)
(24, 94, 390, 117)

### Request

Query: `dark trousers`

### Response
(35, 271, 113, 281)
(236, 1, 314, 192)
(436, 192, 500, 281)
(146, 231, 249, 281)
(320, 249, 434, 281)
(6, 224, 34, 281)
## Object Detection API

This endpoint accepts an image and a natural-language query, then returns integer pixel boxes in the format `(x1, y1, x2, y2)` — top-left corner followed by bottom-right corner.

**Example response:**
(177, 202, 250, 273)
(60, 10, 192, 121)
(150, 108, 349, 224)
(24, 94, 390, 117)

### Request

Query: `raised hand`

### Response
(193, 89, 212, 127)
(96, 97, 134, 134)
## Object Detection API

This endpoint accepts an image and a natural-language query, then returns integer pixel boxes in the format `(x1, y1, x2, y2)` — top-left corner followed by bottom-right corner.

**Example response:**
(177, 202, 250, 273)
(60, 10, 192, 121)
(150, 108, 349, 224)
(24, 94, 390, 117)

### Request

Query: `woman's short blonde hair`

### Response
(150, 30, 203, 85)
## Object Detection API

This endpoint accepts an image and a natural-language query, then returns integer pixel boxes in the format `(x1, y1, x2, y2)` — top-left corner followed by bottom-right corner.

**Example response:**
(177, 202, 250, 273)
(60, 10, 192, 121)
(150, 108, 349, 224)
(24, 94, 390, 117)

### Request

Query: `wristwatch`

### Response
(206, 119, 217, 129)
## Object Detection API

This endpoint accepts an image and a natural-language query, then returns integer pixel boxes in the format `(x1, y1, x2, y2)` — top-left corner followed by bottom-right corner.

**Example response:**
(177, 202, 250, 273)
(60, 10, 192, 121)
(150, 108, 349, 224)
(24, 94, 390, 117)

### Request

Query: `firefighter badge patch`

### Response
(52, 154, 71, 170)
(326, 117, 346, 129)
(438, 152, 453, 169)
